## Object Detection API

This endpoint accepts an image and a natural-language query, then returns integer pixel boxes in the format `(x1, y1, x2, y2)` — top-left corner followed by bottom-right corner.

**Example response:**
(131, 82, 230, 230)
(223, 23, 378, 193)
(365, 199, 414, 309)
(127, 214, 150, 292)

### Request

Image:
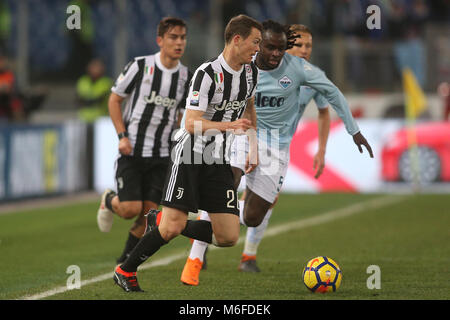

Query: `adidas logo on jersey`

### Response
(213, 99, 246, 111)
(144, 90, 177, 108)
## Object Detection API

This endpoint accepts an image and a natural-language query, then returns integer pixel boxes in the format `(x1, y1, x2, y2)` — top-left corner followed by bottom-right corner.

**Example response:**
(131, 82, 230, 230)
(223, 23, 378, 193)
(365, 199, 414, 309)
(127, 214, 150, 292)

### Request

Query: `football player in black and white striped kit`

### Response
(114, 15, 262, 292)
(97, 17, 192, 266)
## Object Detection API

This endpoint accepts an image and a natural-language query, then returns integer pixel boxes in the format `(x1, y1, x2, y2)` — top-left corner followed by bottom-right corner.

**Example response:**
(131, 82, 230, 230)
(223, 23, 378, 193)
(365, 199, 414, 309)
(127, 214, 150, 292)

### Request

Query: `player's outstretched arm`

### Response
(298, 59, 373, 158)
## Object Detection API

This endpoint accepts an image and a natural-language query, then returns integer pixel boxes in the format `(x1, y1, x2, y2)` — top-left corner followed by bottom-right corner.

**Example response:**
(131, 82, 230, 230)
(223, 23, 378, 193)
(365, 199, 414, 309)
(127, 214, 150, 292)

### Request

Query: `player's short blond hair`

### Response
(289, 24, 313, 37)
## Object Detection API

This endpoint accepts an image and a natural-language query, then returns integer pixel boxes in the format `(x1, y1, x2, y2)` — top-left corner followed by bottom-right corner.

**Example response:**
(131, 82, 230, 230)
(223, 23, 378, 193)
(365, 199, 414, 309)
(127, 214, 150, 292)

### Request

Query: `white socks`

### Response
(243, 208, 273, 256)
(188, 205, 274, 261)
(188, 210, 210, 261)
(238, 200, 246, 226)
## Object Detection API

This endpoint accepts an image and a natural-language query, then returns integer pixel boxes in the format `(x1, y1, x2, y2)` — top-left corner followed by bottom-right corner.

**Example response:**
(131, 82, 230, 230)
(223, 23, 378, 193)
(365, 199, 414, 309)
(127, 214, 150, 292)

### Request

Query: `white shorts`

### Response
(229, 135, 290, 204)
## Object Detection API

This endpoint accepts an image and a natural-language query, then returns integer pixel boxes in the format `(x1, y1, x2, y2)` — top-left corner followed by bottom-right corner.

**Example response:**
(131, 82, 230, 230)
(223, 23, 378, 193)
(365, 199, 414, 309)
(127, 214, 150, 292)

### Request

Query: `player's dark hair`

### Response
(262, 20, 286, 35)
(157, 17, 187, 37)
(262, 19, 300, 50)
(224, 14, 262, 44)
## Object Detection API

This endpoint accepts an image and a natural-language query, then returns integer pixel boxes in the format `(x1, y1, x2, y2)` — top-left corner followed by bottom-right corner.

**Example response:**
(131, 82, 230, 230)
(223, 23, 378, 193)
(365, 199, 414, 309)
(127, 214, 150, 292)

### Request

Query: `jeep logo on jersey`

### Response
(213, 99, 246, 111)
(255, 92, 285, 107)
(144, 91, 177, 108)
(279, 75, 292, 89)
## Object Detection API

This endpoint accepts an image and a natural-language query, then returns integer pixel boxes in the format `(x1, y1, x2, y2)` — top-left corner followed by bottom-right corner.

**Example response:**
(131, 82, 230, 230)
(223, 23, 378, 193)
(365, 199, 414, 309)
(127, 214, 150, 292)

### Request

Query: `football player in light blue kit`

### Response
(181, 20, 373, 285)
(237, 24, 331, 272)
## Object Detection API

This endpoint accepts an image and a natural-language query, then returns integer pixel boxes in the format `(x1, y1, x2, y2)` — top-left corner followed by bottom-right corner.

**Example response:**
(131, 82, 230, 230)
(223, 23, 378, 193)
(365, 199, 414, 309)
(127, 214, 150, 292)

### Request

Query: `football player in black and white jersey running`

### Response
(97, 17, 192, 266)
(113, 14, 262, 292)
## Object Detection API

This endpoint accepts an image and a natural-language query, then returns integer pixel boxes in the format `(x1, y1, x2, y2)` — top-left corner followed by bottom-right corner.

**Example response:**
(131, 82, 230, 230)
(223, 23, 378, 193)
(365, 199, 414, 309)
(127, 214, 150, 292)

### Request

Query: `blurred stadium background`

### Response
(0, 0, 449, 202)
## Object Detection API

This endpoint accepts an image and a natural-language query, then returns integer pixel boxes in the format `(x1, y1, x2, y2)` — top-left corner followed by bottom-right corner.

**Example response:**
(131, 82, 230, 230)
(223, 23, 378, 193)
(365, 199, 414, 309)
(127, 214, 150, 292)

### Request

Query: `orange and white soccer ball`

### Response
(302, 256, 342, 293)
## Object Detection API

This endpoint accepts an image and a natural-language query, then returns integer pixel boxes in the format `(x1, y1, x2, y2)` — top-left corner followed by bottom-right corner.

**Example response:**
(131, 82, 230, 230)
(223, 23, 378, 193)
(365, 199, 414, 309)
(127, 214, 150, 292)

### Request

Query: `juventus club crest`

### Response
(176, 187, 184, 199)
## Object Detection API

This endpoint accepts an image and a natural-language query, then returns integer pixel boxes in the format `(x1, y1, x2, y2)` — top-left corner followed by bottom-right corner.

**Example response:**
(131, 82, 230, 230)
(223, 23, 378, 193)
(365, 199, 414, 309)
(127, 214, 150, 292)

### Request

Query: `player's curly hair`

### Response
(261, 20, 300, 50)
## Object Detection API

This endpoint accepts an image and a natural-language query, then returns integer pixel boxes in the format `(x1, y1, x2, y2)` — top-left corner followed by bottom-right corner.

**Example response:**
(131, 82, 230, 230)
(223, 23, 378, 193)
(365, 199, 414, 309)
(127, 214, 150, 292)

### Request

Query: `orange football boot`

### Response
(180, 257, 203, 286)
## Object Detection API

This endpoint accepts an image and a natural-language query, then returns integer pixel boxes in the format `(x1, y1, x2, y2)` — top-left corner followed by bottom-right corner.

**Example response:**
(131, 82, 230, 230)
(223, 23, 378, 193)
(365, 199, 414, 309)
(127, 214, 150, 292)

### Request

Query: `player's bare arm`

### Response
(108, 92, 132, 155)
(314, 107, 330, 179)
(242, 96, 257, 128)
(176, 110, 184, 128)
(184, 109, 252, 135)
(242, 97, 258, 173)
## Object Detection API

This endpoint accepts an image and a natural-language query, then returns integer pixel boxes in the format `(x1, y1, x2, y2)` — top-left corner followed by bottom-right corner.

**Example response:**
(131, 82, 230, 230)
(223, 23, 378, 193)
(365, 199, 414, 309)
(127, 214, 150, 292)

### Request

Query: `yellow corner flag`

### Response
(402, 68, 427, 119)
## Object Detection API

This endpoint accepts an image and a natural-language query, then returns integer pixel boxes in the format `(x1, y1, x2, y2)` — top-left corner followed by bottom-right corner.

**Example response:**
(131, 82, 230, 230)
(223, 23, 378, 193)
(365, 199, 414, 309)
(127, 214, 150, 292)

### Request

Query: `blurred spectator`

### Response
(389, 0, 429, 88)
(76, 58, 112, 123)
(0, 54, 23, 122)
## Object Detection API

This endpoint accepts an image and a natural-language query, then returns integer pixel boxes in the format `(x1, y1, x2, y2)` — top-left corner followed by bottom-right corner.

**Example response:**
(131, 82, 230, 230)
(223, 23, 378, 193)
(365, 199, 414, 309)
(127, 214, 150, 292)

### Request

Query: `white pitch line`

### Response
(19, 194, 406, 300)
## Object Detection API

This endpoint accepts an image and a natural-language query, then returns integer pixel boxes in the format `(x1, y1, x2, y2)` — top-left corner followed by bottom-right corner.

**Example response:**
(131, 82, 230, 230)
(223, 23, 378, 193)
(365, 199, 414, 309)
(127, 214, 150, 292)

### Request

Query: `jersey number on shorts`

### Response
(226, 189, 236, 208)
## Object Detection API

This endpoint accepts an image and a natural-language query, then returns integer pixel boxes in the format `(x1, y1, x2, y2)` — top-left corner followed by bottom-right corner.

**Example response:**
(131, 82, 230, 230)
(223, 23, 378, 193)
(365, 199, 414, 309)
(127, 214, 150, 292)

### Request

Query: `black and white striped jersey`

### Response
(184, 53, 258, 124)
(179, 54, 258, 158)
(111, 52, 191, 158)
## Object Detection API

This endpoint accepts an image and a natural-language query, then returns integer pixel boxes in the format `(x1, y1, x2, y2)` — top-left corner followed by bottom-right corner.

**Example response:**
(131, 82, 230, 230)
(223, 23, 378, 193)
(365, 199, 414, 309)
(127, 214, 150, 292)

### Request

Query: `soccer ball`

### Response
(302, 256, 342, 293)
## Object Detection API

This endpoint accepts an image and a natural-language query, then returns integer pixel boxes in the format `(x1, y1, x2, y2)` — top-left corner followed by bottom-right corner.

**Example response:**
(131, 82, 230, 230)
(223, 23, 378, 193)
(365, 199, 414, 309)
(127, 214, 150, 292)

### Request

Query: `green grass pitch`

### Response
(0, 193, 449, 300)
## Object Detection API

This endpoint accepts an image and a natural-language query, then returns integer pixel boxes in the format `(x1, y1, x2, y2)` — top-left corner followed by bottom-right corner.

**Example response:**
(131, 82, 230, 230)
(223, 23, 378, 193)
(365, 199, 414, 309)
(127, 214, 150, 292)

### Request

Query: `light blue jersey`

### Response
(298, 86, 329, 121)
(286, 86, 329, 142)
(254, 53, 359, 149)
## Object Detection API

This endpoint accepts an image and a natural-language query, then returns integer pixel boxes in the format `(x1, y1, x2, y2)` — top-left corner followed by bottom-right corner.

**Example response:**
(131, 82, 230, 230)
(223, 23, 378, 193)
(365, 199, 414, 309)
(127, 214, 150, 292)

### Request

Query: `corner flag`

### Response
(402, 68, 426, 119)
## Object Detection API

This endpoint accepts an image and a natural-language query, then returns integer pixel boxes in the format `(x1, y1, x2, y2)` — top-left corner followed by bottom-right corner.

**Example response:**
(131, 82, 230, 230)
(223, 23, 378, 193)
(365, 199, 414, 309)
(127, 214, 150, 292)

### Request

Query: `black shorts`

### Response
(115, 155, 169, 203)
(160, 135, 239, 215)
